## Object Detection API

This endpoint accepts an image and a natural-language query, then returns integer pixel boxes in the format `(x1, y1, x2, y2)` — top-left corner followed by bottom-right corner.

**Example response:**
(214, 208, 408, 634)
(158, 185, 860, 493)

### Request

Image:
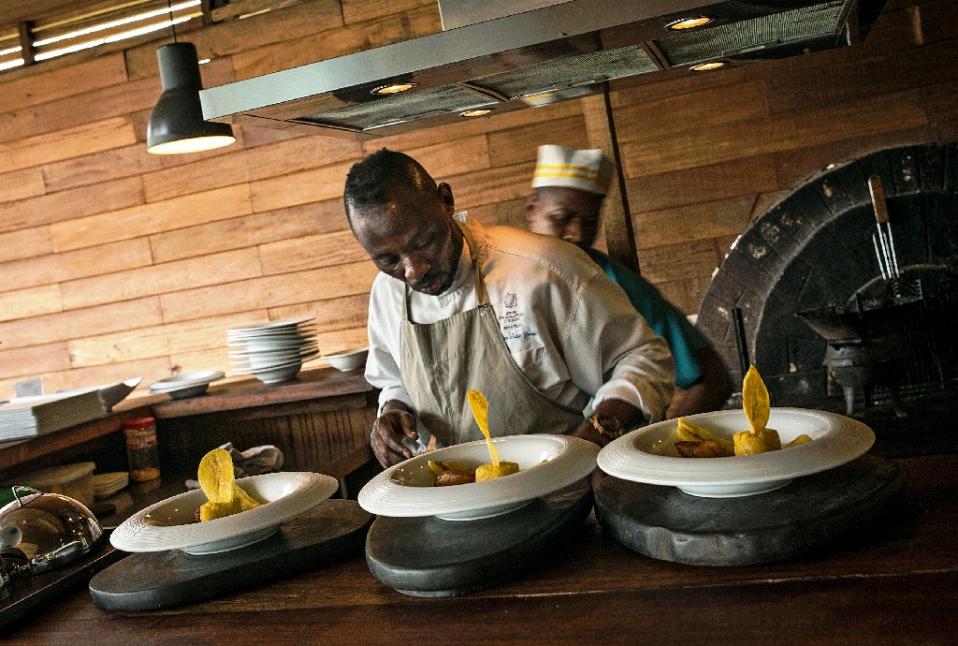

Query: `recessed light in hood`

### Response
(199, 0, 888, 138)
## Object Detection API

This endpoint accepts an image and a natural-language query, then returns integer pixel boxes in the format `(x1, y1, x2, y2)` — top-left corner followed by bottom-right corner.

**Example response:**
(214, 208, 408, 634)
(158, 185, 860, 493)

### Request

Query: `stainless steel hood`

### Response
(199, 0, 887, 138)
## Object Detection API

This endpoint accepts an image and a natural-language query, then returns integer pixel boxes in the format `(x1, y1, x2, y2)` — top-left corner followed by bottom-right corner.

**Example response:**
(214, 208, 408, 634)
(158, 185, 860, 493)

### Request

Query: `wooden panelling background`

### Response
(0, 0, 955, 399)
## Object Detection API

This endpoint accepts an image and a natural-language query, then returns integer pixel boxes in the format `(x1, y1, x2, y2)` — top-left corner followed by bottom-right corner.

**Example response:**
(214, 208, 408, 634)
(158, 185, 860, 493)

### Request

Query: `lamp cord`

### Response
(167, 0, 177, 43)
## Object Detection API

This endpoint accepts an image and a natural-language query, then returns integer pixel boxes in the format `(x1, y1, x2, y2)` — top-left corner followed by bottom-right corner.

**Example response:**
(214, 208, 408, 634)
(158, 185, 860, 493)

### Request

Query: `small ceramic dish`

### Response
(358, 434, 598, 521)
(149, 371, 224, 400)
(597, 408, 875, 498)
(110, 472, 338, 555)
(323, 347, 369, 371)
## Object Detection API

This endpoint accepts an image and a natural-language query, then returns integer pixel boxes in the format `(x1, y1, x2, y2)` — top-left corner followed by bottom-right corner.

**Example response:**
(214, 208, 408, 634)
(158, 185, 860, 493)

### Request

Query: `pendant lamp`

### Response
(146, 41, 235, 154)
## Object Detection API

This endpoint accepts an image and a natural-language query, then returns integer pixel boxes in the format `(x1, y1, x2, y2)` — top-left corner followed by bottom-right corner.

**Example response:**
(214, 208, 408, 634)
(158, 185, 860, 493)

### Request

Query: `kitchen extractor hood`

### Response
(199, 0, 888, 138)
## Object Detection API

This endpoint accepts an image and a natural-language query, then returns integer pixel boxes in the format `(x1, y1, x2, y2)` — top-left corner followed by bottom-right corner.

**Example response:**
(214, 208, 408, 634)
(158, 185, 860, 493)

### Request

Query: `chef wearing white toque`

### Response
(526, 144, 733, 418)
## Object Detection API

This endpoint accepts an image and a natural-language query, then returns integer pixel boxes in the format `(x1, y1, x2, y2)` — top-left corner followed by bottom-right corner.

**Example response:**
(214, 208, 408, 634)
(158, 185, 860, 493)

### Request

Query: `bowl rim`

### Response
(357, 434, 598, 518)
(596, 407, 875, 488)
(109, 471, 337, 553)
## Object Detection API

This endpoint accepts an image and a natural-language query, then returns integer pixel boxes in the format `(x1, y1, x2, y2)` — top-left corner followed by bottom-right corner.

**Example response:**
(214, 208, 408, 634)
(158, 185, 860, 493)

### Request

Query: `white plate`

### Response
(110, 472, 338, 554)
(228, 343, 318, 358)
(358, 434, 598, 521)
(227, 317, 315, 334)
(597, 408, 875, 498)
(16, 377, 143, 411)
(227, 331, 317, 343)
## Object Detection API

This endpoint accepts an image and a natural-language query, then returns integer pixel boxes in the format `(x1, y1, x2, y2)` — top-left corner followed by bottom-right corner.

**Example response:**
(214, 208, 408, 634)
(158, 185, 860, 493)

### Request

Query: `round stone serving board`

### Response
(365, 478, 592, 597)
(89, 500, 371, 612)
(594, 454, 905, 566)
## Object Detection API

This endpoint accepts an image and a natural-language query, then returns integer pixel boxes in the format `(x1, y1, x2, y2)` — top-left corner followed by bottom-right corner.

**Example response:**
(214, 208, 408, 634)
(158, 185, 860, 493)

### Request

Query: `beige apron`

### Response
(399, 225, 584, 447)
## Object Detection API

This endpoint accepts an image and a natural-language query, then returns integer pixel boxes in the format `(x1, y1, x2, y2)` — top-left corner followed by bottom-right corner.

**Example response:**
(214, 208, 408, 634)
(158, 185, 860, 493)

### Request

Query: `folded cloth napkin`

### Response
(185, 442, 284, 489)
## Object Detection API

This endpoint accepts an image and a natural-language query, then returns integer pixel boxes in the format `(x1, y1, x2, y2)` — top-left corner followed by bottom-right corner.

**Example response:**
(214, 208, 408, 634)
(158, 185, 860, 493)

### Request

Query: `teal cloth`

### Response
(586, 249, 710, 389)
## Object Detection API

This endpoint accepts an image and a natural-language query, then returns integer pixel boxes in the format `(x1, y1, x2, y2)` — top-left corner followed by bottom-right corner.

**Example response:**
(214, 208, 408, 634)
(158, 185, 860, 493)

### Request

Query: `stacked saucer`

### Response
(228, 317, 319, 384)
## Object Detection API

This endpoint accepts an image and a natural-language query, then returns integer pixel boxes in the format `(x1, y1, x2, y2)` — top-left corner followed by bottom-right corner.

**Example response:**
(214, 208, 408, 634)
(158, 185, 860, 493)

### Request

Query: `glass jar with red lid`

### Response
(122, 416, 161, 482)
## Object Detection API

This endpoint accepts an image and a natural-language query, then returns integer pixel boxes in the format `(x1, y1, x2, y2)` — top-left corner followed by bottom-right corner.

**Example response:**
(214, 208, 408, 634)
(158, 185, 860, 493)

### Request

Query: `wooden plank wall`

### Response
(0, 0, 955, 399)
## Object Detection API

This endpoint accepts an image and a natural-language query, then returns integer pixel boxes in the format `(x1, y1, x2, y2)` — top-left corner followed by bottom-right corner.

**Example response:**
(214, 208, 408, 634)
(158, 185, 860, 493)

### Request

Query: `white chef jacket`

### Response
(364, 218, 674, 425)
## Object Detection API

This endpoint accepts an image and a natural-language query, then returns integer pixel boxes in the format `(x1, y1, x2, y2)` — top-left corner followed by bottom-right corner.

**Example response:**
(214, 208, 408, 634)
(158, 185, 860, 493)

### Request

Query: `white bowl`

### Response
(597, 408, 875, 498)
(358, 434, 598, 521)
(324, 347, 368, 371)
(110, 472, 338, 554)
(252, 361, 304, 384)
(149, 371, 224, 400)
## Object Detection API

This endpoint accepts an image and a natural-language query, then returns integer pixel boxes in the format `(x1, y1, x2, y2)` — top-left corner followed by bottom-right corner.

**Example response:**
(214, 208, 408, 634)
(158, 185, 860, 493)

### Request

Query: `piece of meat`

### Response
(434, 469, 476, 486)
(675, 440, 733, 458)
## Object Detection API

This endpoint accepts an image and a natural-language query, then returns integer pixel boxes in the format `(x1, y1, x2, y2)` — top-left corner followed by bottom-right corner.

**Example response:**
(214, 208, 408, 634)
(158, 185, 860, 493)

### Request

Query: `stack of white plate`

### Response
(228, 317, 319, 384)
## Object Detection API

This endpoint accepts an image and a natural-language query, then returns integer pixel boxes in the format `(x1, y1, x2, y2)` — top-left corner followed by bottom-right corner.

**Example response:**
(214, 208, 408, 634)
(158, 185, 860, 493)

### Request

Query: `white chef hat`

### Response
(532, 145, 612, 195)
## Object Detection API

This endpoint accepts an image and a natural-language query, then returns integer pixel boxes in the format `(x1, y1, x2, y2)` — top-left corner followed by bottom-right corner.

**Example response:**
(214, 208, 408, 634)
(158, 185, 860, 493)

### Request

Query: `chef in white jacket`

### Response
(346, 149, 674, 467)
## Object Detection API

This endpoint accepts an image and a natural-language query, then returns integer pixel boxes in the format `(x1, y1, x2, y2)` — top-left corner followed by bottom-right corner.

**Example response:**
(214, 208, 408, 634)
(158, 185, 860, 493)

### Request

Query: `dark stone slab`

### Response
(89, 499, 371, 612)
(594, 454, 905, 567)
(365, 479, 592, 597)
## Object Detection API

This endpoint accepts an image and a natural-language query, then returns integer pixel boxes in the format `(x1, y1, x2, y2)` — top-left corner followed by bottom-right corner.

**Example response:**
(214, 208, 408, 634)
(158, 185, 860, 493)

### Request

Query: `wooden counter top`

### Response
(149, 367, 372, 419)
(5, 453, 957, 644)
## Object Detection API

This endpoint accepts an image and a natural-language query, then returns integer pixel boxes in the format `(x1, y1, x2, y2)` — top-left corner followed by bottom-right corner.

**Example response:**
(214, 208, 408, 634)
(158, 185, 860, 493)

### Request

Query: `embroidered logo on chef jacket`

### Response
(498, 301, 539, 342)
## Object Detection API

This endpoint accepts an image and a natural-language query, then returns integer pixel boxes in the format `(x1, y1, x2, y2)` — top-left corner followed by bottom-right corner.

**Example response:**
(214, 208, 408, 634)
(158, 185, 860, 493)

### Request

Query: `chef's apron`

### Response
(399, 226, 584, 447)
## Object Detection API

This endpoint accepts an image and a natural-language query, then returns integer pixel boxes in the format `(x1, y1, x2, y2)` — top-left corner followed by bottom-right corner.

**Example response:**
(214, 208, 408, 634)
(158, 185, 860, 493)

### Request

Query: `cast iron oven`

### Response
(697, 143, 958, 450)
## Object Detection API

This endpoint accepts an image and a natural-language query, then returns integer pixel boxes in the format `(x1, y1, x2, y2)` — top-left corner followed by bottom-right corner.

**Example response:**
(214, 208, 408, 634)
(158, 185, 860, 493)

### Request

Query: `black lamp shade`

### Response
(147, 43, 235, 154)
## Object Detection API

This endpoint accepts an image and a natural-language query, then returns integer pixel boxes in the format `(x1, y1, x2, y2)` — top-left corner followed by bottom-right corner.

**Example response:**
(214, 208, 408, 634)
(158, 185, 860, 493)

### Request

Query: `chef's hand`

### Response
(572, 398, 645, 448)
(371, 400, 419, 467)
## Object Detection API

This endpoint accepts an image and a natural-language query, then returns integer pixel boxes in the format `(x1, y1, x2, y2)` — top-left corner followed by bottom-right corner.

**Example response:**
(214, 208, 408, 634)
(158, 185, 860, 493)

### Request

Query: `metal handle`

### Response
(867, 176, 889, 223)
(867, 176, 901, 281)
(11, 486, 42, 508)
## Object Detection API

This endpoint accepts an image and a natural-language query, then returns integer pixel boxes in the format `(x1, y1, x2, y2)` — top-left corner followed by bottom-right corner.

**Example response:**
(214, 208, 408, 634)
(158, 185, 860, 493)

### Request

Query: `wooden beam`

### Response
(581, 86, 640, 274)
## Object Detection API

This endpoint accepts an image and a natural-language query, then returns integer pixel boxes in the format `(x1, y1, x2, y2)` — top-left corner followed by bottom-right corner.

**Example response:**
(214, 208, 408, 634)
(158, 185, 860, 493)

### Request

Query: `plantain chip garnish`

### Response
(673, 365, 811, 458)
(196, 448, 262, 521)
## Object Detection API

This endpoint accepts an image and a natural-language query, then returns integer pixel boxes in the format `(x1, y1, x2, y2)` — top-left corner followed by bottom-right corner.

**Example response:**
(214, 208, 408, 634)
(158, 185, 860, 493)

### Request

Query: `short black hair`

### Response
(343, 149, 435, 225)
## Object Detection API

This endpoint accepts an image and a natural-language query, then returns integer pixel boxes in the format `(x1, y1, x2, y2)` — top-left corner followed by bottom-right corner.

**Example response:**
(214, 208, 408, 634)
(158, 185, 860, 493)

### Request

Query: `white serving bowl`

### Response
(358, 434, 598, 521)
(110, 472, 338, 555)
(597, 408, 875, 498)
(323, 347, 369, 371)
